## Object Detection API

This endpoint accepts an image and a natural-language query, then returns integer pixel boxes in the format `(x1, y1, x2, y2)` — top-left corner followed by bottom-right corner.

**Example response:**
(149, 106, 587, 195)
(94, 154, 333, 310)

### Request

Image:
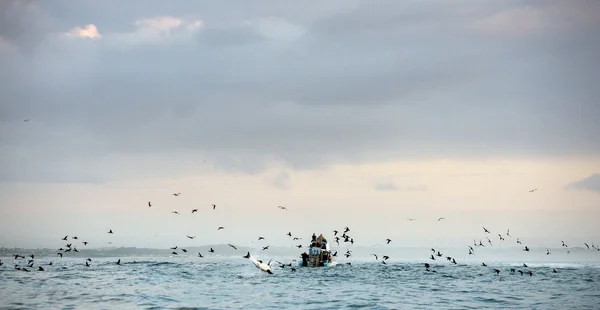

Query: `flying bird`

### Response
(438, 217, 445, 221)
(172, 211, 180, 215)
(278, 206, 287, 210)
(217, 227, 225, 230)
(187, 235, 196, 239)
(212, 204, 216, 210)
(191, 209, 198, 213)
(148, 201, 152, 207)
(108, 230, 114, 234)
(386, 239, 392, 244)
(24, 119, 30, 122)
(228, 244, 237, 250)
(172, 193, 181, 196)
(483, 227, 490, 234)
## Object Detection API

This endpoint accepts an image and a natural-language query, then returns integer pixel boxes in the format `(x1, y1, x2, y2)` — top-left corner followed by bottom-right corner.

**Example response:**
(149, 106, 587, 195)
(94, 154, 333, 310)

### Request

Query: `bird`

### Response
(172, 193, 181, 196)
(171, 246, 178, 250)
(148, 201, 152, 207)
(172, 211, 180, 215)
(287, 232, 292, 237)
(524, 246, 530, 252)
(197, 253, 203, 258)
(116, 259, 121, 265)
(209, 248, 215, 253)
(258, 236, 265, 240)
(438, 217, 445, 221)
(212, 204, 216, 210)
(483, 227, 490, 234)
(228, 244, 237, 250)
(506, 229, 511, 237)
(85, 261, 90, 267)
(191, 209, 198, 213)
(386, 239, 392, 244)
(371, 254, 378, 260)
(333, 230, 338, 235)
(584, 243, 590, 249)
(82, 242, 88, 246)
(217, 227, 225, 230)
(187, 235, 196, 239)
(561, 241, 568, 247)
(407, 218, 416, 221)
(57, 253, 63, 258)
(547, 249, 551, 255)
(529, 189, 537, 192)
(278, 206, 287, 210)
(62, 236, 68, 241)
(24, 119, 30, 122)
(262, 246, 269, 251)
(181, 249, 187, 253)
(494, 269, 500, 275)
(108, 230, 114, 234)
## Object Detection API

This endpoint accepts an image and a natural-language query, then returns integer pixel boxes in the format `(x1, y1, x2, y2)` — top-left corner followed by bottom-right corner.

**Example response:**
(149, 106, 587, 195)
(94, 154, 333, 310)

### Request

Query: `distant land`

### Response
(1, 245, 598, 263)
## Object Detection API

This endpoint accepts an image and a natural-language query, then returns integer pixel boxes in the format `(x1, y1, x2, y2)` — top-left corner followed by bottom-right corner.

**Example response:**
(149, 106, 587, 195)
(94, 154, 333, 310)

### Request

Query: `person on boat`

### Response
(321, 239, 327, 249)
(311, 233, 317, 242)
(301, 252, 309, 267)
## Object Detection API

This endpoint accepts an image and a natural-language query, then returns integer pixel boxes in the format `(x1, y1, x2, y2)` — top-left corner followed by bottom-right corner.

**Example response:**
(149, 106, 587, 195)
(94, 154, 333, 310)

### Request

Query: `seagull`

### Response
(258, 236, 265, 240)
(217, 227, 225, 230)
(191, 209, 198, 213)
(187, 235, 196, 239)
(371, 254, 378, 260)
(212, 204, 216, 210)
(24, 119, 31, 122)
(407, 218, 416, 221)
(507, 229, 511, 237)
(148, 201, 152, 207)
(197, 253, 203, 258)
(108, 230, 114, 234)
(228, 244, 237, 250)
(386, 239, 392, 244)
(529, 189, 537, 192)
(438, 217, 445, 221)
(172, 211, 180, 215)
(278, 206, 287, 210)
(584, 243, 590, 249)
(483, 227, 490, 234)
(172, 193, 181, 196)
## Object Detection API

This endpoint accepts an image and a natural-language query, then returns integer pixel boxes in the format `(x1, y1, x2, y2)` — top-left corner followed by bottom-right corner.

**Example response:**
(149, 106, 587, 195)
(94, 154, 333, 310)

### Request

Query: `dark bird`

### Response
(198, 253, 203, 258)
(85, 261, 90, 267)
(217, 227, 225, 230)
(86, 258, 92, 262)
(482, 263, 487, 267)
(172, 211, 180, 215)
(523, 263, 528, 267)
(494, 269, 500, 275)
(116, 259, 121, 265)
(381, 260, 387, 265)
(262, 246, 269, 251)
(57, 253, 63, 258)
(228, 244, 237, 250)
(278, 206, 287, 210)
(296, 245, 302, 248)
(171, 246, 178, 250)
(382, 256, 389, 260)
(430, 255, 435, 260)
(529, 188, 537, 192)
(181, 249, 187, 253)
(62, 236, 68, 241)
(483, 227, 490, 234)
(561, 241, 567, 247)
(29, 254, 34, 259)
(371, 254, 378, 260)
(547, 249, 551, 255)
(584, 243, 590, 249)
(172, 193, 181, 196)
(386, 239, 392, 244)
(452, 258, 457, 264)
(498, 234, 505, 241)
(407, 218, 416, 221)
(108, 230, 114, 234)
(518, 270, 523, 275)
(187, 235, 196, 239)
(344, 226, 350, 233)
(258, 236, 265, 240)
(438, 217, 445, 221)
(517, 238, 522, 244)
(148, 201, 152, 207)
(73, 248, 79, 253)
(333, 230, 338, 235)
(191, 209, 198, 213)
(287, 232, 292, 237)
(172, 252, 178, 255)
(38, 266, 44, 271)
(528, 270, 533, 276)
(212, 204, 216, 210)
(507, 229, 511, 237)
(209, 248, 214, 253)
(24, 119, 30, 122)
(524, 246, 530, 252)
(82, 242, 88, 246)
(552, 268, 557, 273)
(293, 237, 300, 241)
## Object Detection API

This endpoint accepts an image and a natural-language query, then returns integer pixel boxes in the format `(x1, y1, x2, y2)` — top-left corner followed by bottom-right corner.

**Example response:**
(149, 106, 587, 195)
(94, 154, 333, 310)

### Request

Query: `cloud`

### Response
(374, 181, 398, 192)
(566, 174, 600, 194)
(66, 24, 101, 39)
(1, 1, 599, 183)
(271, 171, 292, 190)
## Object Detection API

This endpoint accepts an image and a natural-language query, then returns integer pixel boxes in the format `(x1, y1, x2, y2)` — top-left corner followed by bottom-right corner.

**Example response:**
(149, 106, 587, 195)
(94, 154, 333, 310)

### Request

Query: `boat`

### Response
(296, 233, 338, 267)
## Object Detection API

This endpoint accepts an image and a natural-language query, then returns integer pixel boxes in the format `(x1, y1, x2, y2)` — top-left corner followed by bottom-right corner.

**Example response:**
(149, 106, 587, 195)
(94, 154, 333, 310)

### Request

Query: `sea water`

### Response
(1, 256, 599, 309)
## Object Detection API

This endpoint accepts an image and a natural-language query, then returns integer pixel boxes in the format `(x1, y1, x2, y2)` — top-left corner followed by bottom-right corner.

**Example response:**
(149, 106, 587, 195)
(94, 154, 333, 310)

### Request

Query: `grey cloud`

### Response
(271, 172, 291, 190)
(1, 1, 599, 182)
(374, 182, 398, 192)
(566, 174, 600, 194)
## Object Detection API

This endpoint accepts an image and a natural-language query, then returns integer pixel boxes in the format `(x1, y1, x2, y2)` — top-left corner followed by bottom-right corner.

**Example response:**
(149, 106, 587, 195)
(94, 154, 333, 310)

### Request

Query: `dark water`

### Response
(1, 256, 599, 309)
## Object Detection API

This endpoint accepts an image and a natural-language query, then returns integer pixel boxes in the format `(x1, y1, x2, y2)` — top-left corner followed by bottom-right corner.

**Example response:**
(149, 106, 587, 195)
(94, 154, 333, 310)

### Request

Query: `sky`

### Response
(0, 0, 599, 251)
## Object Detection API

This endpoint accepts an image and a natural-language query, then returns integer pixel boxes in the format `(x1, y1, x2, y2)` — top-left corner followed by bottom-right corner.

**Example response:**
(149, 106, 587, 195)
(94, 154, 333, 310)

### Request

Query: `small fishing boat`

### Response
(296, 233, 338, 267)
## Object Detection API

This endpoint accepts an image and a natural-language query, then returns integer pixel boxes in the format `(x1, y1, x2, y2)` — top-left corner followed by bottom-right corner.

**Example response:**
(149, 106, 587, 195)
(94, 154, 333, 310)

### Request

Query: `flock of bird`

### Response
(2, 125, 599, 276)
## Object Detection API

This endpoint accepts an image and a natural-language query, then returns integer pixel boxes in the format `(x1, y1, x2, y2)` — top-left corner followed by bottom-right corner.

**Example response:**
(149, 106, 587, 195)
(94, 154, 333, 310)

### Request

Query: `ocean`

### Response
(1, 254, 600, 310)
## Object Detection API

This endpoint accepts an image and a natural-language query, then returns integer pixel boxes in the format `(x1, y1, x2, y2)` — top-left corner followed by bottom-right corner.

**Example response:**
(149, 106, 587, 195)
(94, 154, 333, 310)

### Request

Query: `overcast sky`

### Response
(0, 0, 599, 251)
